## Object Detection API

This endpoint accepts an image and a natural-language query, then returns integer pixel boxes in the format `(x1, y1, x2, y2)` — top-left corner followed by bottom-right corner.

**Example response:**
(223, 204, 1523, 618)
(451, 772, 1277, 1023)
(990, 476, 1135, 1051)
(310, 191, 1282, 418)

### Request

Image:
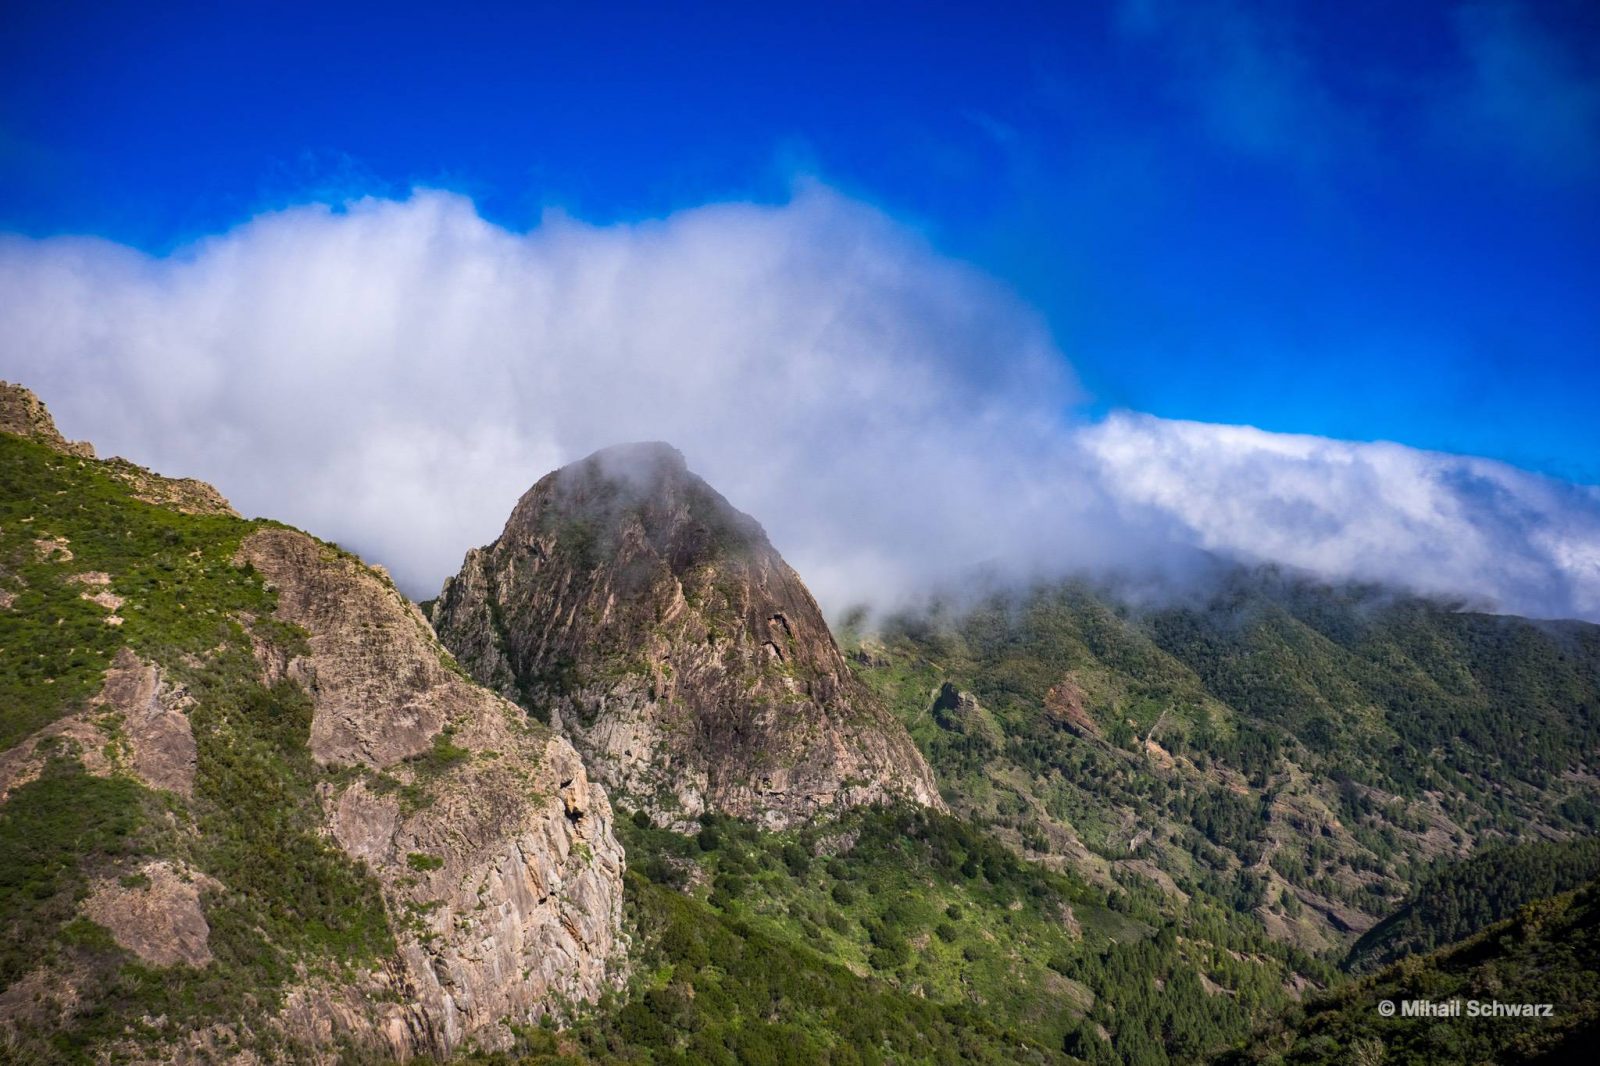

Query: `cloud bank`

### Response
(2, 187, 1598, 621)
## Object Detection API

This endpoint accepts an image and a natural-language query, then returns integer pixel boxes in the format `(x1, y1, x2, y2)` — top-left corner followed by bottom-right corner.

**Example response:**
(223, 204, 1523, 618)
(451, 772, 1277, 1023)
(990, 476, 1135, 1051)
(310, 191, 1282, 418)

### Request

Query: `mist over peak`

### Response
(2, 187, 1597, 622)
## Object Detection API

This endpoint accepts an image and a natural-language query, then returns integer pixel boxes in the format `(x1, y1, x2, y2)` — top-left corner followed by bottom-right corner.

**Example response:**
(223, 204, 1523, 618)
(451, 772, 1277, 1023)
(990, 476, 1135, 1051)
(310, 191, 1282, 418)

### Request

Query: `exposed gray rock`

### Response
(238, 527, 626, 1058)
(433, 442, 943, 830)
(81, 861, 218, 968)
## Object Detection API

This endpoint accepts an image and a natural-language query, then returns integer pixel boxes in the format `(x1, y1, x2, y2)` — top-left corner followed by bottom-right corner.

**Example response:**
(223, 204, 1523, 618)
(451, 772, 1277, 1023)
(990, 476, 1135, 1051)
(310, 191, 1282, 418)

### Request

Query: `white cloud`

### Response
(2, 187, 1598, 621)
(1082, 414, 1600, 621)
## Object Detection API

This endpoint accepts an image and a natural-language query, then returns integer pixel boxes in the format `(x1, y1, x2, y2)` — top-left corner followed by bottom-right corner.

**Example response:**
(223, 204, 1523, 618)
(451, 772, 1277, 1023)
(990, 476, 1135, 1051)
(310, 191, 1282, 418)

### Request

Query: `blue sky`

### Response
(2, 0, 1598, 481)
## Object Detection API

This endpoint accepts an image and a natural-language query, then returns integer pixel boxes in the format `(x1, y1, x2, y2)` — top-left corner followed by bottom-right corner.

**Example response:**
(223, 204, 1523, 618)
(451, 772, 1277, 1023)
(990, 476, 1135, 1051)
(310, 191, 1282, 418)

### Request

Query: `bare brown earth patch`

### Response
(1045, 676, 1100, 737)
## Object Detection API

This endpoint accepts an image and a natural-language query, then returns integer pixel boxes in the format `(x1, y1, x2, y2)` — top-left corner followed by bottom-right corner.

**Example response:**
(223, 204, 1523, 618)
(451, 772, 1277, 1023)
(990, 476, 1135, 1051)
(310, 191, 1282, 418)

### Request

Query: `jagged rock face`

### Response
(432, 442, 942, 830)
(238, 528, 626, 1058)
(0, 380, 95, 457)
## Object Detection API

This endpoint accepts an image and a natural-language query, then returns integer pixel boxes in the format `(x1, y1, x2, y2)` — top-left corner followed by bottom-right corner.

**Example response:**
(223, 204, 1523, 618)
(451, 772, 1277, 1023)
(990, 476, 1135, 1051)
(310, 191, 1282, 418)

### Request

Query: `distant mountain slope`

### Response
(1345, 837, 1600, 974)
(1215, 878, 1600, 1065)
(431, 442, 941, 829)
(850, 573, 1600, 952)
(0, 384, 625, 1062)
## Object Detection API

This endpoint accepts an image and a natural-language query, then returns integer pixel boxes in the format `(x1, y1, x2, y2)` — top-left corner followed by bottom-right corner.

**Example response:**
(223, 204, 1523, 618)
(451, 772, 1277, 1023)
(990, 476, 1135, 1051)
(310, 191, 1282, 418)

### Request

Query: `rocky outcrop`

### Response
(97, 648, 198, 796)
(240, 531, 459, 769)
(81, 861, 219, 968)
(238, 527, 625, 1058)
(0, 380, 236, 516)
(0, 649, 196, 801)
(432, 442, 942, 830)
(101, 456, 239, 517)
(0, 380, 95, 457)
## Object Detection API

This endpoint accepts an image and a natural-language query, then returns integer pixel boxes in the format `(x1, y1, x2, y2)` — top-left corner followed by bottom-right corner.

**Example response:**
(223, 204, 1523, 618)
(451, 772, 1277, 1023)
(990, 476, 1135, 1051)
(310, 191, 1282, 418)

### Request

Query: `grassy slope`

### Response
(0, 432, 394, 1063)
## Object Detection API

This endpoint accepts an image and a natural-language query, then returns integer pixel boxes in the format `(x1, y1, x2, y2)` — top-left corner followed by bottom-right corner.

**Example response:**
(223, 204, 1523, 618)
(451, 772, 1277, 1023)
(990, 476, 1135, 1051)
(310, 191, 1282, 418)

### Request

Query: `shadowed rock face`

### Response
(432, 442, 943, 829)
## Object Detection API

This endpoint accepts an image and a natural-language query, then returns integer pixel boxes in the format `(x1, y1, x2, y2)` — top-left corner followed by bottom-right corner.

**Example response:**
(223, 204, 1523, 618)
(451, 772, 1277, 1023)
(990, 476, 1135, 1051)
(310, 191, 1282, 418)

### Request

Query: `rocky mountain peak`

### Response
(433, 443, 943, 829)
(511, 440, 771, 578)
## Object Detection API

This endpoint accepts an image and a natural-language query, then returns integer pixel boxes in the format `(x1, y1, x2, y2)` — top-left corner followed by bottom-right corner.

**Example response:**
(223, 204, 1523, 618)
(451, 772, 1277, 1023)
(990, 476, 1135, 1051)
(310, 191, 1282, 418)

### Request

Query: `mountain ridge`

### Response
(5, 380, 1598, 1064)
(432, 440, 944, 830)
(0, 383, 627, 1061)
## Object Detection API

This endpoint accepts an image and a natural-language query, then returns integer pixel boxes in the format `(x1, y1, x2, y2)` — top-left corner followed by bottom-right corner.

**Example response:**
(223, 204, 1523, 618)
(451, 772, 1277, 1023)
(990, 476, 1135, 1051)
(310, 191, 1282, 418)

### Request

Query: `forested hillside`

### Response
(1346, 837, 1600, 972)
(846, 576, 1600, 957)
(1217, 878, 1600, 1064)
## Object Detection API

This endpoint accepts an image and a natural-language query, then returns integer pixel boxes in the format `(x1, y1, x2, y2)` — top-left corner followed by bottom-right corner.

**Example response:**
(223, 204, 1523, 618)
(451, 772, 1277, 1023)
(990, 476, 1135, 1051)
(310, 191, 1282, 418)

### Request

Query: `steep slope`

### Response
(432, 441, 941, 830)
(851, 574, 1600, 955)
(1216, 878, 1600, 1064)
(1345, 837, 1600, 974)
(0, 385, 625, 1062)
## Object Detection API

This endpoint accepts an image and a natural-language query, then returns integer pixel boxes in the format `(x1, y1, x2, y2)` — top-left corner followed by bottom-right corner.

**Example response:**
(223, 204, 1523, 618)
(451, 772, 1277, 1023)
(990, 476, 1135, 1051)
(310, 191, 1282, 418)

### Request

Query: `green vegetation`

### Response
(836, 575, 1600, 1061)
(589, 871, 1043, 1064)
(187, 664, 395, 972)
(405, 726, 472, 781)
(850, 574, 1600, 954)
(462, 865, 1048, 1065)
(363, 726, 478, 812)
(1217, 879, 1600, 1064)
(1346, 837, 1600, 972)
(0, 430, 396, 1063)
(1142, 574, 1600, 826)
(0, 433, 279, 748)
(506, 806, 1318, 1065)
(0, 757, 152, 989)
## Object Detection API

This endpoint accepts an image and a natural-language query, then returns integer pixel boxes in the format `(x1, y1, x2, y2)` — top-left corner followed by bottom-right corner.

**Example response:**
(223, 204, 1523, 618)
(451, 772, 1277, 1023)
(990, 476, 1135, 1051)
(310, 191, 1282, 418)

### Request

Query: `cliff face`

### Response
(238, 528, 626, 1058)
(0, 387, 625, 1062)
(432, 442, 942, 830)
